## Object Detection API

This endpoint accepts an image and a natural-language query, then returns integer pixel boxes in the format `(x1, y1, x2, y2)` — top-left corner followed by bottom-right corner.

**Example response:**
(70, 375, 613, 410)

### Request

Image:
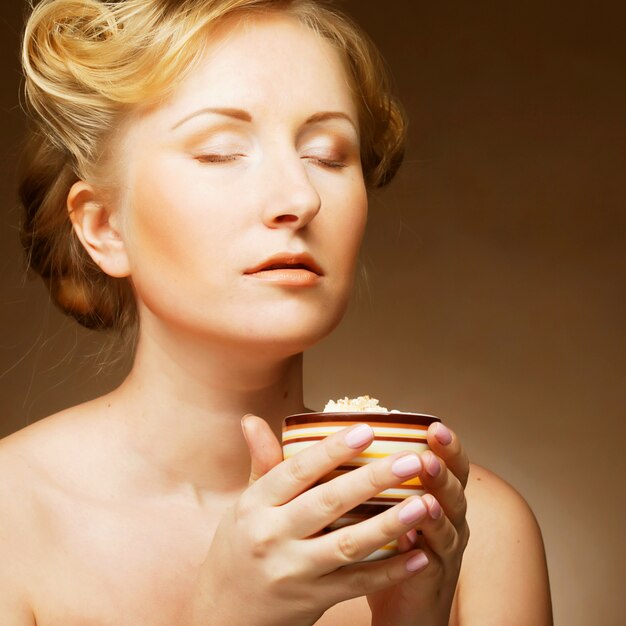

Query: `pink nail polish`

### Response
(426, 453, 441, 477)
(434, 423, 452, 446)
(391, 454, 422, 477)
(406, 551, 429, 572)
(345, 424, 374, 448)
(398, 497, 427, 524)
(424, 494, 443, 519)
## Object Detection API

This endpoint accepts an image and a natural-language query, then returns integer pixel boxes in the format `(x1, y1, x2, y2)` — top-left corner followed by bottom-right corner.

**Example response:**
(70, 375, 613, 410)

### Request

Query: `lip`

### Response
(244, 252, 324, 286)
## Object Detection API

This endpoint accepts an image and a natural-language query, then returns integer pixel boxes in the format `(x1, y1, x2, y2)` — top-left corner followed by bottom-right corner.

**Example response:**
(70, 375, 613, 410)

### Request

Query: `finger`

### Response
(397, 528, 418, 554)
(306, 494, 428, 571)
(318, 546, 432, 605)
(427, 422, 469, 488)
(419, 493, 468, 560)
(418, 451, 467, 531)
(284, 450, 423, 538)
(248, 422, 375, 506)
(241, 414, 284, 487)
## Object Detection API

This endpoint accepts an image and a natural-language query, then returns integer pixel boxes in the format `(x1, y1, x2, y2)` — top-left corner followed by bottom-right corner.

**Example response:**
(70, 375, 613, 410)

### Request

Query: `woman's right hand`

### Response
(186, 414, 430, 626)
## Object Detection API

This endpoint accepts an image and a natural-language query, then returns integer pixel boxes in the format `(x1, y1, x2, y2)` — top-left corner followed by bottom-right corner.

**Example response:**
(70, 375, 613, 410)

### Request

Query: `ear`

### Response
(67, 181, 131, 278)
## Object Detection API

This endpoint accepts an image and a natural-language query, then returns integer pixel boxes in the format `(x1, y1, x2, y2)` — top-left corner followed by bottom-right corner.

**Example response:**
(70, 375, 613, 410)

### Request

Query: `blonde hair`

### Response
(19, 0, 408, 351)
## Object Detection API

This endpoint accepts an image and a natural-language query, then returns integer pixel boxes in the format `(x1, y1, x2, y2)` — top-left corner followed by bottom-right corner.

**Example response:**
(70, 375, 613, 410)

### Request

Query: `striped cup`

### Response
(282, 411, 440, 562)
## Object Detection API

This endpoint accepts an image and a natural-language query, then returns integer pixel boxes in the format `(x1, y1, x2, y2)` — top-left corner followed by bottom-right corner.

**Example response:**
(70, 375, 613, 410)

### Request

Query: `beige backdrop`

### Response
(1, 2, 624, 625)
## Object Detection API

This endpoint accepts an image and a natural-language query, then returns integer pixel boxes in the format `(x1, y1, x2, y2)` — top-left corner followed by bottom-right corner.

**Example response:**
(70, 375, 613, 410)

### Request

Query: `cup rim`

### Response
(284, 411, 441, 427)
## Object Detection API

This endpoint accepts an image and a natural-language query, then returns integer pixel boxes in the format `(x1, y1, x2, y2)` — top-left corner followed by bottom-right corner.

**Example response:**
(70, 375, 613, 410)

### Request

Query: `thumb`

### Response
(241, 414, 284, 486)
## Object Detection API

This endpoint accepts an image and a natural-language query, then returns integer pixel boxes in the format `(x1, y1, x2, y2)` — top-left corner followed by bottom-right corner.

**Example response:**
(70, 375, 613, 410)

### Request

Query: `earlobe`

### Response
(67, 181, 131, 278)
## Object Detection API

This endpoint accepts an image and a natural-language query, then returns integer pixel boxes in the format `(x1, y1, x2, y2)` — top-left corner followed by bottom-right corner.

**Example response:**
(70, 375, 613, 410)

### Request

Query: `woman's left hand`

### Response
(366, 422, 470, 626)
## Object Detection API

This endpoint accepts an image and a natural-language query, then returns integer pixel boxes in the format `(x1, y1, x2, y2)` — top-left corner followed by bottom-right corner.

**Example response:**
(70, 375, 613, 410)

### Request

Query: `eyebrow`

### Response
(171, 107, 358, 134)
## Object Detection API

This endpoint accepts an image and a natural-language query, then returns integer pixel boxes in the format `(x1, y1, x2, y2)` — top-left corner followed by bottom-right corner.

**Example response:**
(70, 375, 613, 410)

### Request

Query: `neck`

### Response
(104, 319, 307, 508)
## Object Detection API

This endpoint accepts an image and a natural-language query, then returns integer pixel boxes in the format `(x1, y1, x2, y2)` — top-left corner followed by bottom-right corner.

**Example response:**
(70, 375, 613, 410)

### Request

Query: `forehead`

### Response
(149, 13, 358, 129)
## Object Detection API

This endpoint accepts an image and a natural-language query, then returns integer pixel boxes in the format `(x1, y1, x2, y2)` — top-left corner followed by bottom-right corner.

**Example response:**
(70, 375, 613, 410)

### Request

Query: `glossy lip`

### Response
(243, 252, 324, 286)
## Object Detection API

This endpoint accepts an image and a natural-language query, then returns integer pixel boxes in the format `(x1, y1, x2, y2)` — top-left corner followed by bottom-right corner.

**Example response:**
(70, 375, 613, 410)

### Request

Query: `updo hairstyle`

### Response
(19, 0, 408, 344)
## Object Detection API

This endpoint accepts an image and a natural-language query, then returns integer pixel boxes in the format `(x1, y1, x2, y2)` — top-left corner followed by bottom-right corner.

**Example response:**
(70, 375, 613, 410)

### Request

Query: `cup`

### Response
(282, 410, 440, 562)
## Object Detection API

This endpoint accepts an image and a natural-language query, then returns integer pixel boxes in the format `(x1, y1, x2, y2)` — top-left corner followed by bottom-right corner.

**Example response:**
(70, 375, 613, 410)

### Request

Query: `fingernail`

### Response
(434, 423, 452, 446)
(406, 551, 429, 572)
(398, 497, 427, 524)
(391, 454, 422, 477)
(345, 424, 374, 448)
(424, 494, 443, 519)
(241, 415, 252, 437)
(425, 452, 441, 477)
(406, 528, 418, 544)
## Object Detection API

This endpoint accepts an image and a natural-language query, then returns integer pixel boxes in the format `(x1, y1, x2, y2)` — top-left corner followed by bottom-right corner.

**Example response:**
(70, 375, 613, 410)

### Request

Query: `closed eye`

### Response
(307, 158, 347, 169)
(194, 155, 347, 169)
(195, 154, 242, 163)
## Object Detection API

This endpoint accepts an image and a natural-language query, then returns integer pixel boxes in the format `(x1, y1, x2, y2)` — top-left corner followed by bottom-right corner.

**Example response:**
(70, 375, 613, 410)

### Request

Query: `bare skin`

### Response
(0, 397, 551, 626)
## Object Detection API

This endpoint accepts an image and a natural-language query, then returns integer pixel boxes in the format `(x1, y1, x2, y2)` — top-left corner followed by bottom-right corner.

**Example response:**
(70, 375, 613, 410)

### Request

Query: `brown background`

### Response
(1, 1, 624, 624)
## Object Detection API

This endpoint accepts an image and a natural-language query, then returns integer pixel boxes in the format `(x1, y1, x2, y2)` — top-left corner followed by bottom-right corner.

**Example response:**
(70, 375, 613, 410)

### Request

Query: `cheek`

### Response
(332, 178, 368, 273)
(124, 156, 233, 279)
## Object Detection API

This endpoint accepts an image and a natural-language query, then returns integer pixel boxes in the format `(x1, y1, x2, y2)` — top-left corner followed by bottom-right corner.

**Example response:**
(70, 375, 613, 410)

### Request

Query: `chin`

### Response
(247, 318, 342, 357)
(139, 284, 351, 358)
(225, 302, 348, 358)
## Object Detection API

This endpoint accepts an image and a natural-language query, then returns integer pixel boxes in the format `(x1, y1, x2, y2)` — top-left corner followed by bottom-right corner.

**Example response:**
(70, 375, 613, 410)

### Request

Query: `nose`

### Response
(260, 152, 322, 229)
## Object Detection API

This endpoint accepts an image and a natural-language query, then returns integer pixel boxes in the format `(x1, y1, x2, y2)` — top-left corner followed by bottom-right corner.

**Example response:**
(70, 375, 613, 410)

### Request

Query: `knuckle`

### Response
(365, 464, 387, 492)
(458, 453, 470, 484)
(336, 529, 362, 562)
(317, 482, 343, 516)
(452, 487, 467, 518)
(440, 525, 459, 555)
(379, 511, 401, 540)
(459, 521, 471, 549)
(286, 453, 310, 485)
(267, 558, 300, 588)
(324, 433, 349, 463)
(234, 493, 253, 520)
(248, 524, 279, 559)
(349, 570, 371, 595)
(384, 561, 407, 585)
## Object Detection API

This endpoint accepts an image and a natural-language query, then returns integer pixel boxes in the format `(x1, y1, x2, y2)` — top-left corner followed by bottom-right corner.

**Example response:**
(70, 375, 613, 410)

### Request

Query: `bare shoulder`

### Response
(458, 463, 553, 625)
(0, 403, 107, 624)
(0, 418, 59, 625)
(0, 407, 82, 535)
(0, 401, 107, 542)
(0, 409, 74, 499)
(463, 462, 547, 565)
(465, 462, 539, 530)
(0, 414, 60, 525)
(0, 398, 117, 496)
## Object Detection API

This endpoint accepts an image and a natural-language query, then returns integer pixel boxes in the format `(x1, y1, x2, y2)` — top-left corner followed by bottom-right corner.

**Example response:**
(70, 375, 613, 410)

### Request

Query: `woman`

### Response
(1, 0, 552, 624)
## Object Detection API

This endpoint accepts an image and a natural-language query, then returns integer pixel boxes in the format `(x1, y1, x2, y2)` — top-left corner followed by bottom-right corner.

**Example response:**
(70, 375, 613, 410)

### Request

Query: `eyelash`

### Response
(196, 154, 240, 164)
(314, 159, 347, 170)
(195, 154, 347, 169)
